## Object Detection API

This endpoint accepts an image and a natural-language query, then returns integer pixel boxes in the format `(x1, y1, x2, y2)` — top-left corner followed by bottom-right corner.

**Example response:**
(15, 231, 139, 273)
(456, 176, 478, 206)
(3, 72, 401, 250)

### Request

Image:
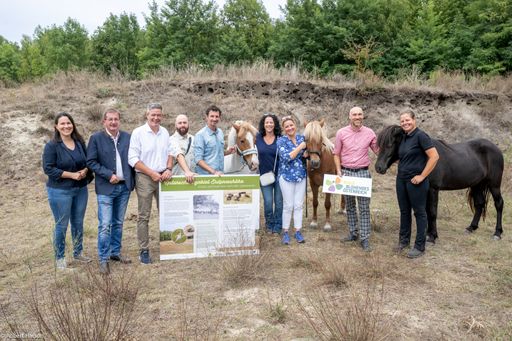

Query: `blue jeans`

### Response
(261, 180, 283, 233)
(396, 178, 429, 251)
(47, 186, 88, 260)
(97, 183, 131, 263)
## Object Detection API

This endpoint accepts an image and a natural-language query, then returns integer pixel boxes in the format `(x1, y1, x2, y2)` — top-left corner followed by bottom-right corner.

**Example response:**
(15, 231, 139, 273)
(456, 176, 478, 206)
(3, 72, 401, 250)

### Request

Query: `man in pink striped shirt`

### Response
(333, 106, 379, 252)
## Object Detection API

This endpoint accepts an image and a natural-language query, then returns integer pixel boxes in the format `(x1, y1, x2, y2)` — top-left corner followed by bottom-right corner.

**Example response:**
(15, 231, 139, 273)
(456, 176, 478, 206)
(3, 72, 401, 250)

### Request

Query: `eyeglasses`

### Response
(281, 115, 292, 121)
(147, 103, 162, 110)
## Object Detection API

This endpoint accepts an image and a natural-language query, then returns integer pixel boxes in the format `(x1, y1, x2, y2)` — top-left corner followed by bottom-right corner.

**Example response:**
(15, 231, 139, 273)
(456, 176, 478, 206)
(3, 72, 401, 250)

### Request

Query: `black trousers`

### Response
(396, 178, 429, 251)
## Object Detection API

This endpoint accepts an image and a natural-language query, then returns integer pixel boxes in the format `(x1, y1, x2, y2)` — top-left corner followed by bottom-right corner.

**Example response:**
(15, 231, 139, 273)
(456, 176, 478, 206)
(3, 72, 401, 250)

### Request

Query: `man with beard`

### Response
(169, 114, 195, 175)
(333, 106, 379, 252)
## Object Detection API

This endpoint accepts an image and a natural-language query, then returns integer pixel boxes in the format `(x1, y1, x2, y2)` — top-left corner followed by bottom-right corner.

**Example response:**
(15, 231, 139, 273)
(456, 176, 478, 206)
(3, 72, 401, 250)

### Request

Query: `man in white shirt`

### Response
(169, 114, 195, 175)
(128, 103, 190, 264)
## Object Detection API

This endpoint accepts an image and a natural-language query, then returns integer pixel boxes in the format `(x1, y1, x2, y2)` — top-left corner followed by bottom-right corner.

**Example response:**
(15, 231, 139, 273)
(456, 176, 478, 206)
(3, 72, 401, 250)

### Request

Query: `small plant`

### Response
(172, 293, 223, 341)
(267, 290, 287, 324)
(19, 265, 142, 341)
(319, 260, 349, 289)
(85, 103, 104, 122)
(297, 281, 389, 341)
(96, 87, 112, 98)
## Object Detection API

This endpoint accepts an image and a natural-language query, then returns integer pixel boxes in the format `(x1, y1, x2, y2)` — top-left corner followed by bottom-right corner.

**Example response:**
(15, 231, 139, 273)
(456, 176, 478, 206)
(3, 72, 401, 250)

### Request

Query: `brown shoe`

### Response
(73, 253, 92, 263)
(110, 255, 132, 264)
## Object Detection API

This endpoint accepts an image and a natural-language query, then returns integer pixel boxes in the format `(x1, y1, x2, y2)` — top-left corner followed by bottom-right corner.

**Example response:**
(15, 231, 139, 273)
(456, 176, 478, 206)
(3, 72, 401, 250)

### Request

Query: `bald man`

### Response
(169, 114, 195, 175)
(333, 106, 379, 252)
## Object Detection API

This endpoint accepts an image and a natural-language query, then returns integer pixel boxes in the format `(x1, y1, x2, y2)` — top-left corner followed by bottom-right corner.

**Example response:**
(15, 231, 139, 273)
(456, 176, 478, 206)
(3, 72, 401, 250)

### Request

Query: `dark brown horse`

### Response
(304, 119, 346, 231)
(375, 125, 504, 243)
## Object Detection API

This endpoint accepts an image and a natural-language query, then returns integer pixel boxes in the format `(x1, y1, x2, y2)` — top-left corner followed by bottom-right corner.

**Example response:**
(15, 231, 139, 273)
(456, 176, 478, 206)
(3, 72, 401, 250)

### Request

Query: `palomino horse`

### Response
(224, 120, 259, 174)
(375, 125, 504, 242)
(304, 119, 345, 231)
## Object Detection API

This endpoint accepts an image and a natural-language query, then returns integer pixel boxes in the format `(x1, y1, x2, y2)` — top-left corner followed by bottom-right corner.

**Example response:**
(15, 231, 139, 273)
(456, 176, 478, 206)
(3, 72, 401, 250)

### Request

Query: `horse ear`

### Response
(233, 123, 241, 130)
(319, 118, 325, 127)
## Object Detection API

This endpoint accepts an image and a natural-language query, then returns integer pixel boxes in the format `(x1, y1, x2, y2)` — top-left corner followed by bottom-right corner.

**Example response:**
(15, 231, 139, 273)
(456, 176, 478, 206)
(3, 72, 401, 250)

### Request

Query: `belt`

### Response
(342, 166, 368, 172)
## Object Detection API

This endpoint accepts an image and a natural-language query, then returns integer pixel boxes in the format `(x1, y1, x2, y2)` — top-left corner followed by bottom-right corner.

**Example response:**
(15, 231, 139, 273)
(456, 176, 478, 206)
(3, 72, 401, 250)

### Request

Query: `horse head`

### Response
(375, 125, 403, 174)
(304, 119, 333, 170)
(232, 121, 259, 171)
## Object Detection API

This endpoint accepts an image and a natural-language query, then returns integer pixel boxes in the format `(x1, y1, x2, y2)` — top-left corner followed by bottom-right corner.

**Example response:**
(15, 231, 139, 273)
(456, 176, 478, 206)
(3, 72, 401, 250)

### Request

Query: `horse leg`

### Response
(310, 184, 319, 229)
(490, 186, 504, 240)
(465, 185, 485, 234)
(426, 188, 439, 244)
(323, 193, 332, 232)
(337, 195, 347, 215)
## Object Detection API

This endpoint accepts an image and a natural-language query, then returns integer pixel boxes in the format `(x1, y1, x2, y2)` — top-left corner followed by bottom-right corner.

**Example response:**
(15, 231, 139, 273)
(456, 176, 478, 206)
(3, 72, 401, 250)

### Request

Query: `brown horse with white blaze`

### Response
(304, 119, 345, 231)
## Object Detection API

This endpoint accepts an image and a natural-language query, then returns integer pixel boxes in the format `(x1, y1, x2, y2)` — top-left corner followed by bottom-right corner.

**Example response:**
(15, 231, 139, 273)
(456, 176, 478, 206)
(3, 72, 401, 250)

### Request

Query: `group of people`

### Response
(43, 104, 235, 273)
(256, 107, 439, 258)
(42, 103, 439, 274)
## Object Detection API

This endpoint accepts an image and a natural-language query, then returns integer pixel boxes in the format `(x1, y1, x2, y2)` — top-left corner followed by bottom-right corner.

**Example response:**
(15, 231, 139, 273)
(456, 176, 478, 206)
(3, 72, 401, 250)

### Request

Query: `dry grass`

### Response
(1, 265, 142, 341)
(1, 69, 512, 339)
(297, 280, 389, 341)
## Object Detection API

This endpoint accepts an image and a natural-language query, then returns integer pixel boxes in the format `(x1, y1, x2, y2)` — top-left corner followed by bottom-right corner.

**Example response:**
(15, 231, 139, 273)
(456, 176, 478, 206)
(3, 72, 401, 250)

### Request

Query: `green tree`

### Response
(138, 0, 221, 73)
(18, 35, 48, 80)
(0, 38, 21, 84)
(91, 13, 142, 78)
(34, 18, 90, 73)
(218, 0, 272, 63)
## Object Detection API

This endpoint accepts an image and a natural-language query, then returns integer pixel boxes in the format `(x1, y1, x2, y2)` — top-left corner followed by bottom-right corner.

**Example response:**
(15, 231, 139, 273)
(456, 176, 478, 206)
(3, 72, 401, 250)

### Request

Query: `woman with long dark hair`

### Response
(43, 112, 92, 269)
(256, 113, 283, 234)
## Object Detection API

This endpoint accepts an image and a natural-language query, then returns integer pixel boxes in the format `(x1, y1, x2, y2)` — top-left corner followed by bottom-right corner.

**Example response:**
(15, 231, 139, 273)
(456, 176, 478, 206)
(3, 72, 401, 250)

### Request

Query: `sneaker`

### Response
(110, 255, 132, 264)
(281, 231, 290, 245)
(393, 243, 409, 253)
(73, 253, 92, 263)
(341, 233, 358, 242)
(139, 250, 152, 264)
(99, 262, 110, 275)
(294, 231, 305, 243)
(407, 248, 424, 258)
(56, 258, 67, 270)
(360, 239, 372, 252)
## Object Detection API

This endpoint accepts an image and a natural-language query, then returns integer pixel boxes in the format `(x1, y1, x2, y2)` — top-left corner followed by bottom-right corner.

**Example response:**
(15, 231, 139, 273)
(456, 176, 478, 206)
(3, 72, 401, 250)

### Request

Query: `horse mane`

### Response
(228, 120, 257, 146)
(377, 125, 402, 149)
(304, 120, 334, 152)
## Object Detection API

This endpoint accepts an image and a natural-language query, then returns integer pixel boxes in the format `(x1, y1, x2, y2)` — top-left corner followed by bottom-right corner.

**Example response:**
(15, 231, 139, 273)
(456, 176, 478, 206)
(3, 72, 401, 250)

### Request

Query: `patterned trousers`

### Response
(343, 168, 372, 241)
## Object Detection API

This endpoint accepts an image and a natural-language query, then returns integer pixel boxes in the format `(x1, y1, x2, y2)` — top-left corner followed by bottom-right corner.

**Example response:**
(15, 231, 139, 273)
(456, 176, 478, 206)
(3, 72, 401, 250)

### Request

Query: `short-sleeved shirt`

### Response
(255, 133, 279, 177)
(333, 125, 378, 169)
(277, 134, 306, 182)
(169, 132, 194, 175)
(194, 125, 225, 175)
(397, 128, 434, 180)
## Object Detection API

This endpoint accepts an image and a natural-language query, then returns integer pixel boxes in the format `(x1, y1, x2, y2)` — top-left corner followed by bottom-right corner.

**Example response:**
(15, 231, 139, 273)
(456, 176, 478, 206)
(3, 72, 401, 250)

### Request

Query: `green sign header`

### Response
(161, 175, 260, 191)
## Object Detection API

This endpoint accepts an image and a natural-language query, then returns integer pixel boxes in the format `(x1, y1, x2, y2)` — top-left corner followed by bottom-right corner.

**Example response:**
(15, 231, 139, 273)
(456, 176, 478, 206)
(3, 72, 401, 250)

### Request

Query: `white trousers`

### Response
(279, 177, 306, 231)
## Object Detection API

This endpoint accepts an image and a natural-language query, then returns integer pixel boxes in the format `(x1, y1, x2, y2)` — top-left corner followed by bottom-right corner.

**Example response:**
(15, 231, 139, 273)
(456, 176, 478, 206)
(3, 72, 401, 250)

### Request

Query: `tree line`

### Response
(1, 0, 510, 85)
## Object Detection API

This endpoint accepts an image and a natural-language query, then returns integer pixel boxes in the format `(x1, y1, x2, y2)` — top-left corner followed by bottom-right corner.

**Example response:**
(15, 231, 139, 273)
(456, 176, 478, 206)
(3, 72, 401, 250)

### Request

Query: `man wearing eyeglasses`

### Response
(87, 108, 135, 274)
(193, 105, 235, 176)
(128, 103, 183, 264)
(333, 106, 379, 252)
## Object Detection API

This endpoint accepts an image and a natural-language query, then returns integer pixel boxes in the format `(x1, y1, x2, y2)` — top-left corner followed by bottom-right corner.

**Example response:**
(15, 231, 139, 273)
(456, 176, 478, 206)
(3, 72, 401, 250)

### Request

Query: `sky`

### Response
(0, 0, 286, 44)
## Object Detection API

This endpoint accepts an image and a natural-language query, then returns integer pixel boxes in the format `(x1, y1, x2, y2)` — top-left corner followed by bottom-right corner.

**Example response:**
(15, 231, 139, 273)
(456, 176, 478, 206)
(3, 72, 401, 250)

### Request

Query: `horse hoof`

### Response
(493, 235, 501, 241)
(426, 236, 436, 245)
(337, 210, 347, 215)
(310, 222, 318, 229)
(323, 224, 332, 232)
(464, 228, 474, 234)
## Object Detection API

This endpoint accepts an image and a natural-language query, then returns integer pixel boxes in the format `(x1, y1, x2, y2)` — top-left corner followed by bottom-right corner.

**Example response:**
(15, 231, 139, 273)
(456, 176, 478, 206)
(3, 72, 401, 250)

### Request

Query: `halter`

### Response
(236, 145, 258, 158)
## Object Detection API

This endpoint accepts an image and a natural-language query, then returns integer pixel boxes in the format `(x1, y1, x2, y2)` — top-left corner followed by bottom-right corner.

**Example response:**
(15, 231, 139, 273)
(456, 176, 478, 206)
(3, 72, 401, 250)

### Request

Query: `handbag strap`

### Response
(272, 141, 278, 173)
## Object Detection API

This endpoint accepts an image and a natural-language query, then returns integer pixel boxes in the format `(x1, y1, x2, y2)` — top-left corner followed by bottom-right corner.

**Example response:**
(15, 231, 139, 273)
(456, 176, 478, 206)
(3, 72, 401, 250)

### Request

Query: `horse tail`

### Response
(467, 185, 490, 221)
